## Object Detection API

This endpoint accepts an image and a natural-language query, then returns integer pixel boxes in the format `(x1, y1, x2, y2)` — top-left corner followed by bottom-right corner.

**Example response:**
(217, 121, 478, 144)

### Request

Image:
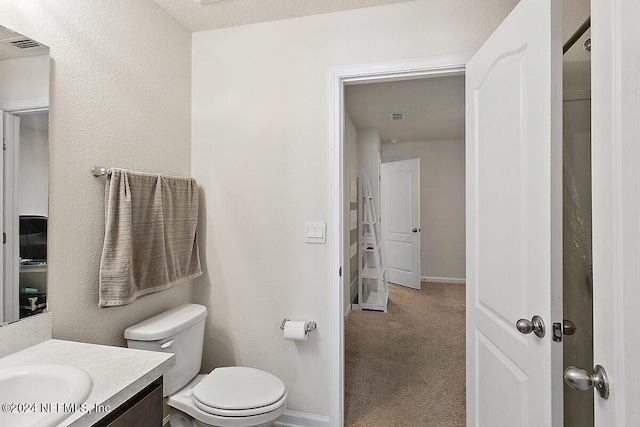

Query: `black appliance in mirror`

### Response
(19, 215, 47, 265)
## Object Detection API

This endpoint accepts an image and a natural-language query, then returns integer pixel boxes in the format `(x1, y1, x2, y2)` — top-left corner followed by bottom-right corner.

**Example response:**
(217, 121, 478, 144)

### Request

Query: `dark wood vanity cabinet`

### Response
(94, 377, 163, 427)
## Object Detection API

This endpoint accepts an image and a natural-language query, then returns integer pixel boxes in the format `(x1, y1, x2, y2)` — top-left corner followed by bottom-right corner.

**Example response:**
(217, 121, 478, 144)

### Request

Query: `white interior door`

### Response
(380, 159, 420, 289)
(466, 0, 563, 425)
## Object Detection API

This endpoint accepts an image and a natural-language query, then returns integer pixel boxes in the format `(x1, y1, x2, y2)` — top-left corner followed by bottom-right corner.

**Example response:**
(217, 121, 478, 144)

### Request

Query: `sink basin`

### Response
(0, 364, 93, 427)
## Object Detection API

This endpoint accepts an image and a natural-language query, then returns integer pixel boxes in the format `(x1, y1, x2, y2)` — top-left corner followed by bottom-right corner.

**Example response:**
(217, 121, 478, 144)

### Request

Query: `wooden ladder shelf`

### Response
(355, 169, 389, 312)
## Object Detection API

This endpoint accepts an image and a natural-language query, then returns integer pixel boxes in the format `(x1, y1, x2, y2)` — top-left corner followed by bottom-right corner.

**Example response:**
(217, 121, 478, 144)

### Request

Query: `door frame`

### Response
(330, 54, 471, 425)
(591, 0, 638, 424)
(2, 110, 19, 323)
(1, 104, 48, 323)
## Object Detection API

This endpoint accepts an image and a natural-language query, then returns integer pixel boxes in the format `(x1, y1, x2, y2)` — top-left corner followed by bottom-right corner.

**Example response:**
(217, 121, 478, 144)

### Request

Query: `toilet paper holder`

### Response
(280, 318, 317, 332)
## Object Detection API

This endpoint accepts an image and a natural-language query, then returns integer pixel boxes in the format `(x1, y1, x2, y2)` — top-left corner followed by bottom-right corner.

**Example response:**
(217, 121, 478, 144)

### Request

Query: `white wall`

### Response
(0, 55, 49, 107)
(381, 140, 466, 281)
(19, 113, 49, 217)
(192, 0, 517, 417)
(0, 0, 193, 346)
(344, 114, 358, 314)
(357, 128, 381, 216)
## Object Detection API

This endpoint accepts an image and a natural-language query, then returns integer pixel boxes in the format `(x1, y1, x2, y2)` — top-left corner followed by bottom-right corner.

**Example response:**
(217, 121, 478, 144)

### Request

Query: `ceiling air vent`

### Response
(389, 112, 406, 121)
(7, 38, 42, 50)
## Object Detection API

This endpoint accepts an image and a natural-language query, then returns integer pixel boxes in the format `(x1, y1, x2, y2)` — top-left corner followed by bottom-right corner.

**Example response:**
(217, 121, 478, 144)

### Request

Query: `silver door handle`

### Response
(563, 319, 576, 335)
(564, 365, 610, 399)
(412, 228, 419, 232)
(515, 315, 545, 338)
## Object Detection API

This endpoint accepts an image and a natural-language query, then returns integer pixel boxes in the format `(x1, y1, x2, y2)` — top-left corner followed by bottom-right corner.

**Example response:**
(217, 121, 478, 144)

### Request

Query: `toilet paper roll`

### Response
(283, 320, 309, 341)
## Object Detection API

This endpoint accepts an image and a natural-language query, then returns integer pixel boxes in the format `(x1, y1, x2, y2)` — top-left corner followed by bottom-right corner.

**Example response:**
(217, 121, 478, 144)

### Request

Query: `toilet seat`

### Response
(191, 367, 286, 417)
(168, 374, 287, 427)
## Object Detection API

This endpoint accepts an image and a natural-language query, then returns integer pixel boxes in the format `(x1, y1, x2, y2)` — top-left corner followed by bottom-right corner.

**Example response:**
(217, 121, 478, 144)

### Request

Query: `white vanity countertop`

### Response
(0, 338, 174, 426)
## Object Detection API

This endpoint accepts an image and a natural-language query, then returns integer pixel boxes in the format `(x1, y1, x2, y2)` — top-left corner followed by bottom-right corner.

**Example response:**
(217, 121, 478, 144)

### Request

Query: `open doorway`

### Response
(1, 109, 49, 323)
(341, 74, 466, 426)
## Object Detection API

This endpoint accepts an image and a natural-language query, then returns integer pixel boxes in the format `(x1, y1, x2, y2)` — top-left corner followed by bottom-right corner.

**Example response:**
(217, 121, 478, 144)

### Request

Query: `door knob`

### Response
(563, 319, 576, 335)
(563, 365, 610, 399)
(515, 315, 545, 338)
(412, 228, 418, 232)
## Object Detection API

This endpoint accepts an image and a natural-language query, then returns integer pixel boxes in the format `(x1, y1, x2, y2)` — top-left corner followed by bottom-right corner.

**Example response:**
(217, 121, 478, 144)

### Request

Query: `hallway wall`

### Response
(192, 0, 517, 418)
(381, 139, 465, 281)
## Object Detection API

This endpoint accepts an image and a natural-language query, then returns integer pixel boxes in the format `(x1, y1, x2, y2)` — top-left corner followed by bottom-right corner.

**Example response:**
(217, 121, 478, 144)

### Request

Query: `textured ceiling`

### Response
(152, 0, 415, 32)
(0, 24, 49, 61)
(154, 0, 591, 35)
(345, 76, 465, 144)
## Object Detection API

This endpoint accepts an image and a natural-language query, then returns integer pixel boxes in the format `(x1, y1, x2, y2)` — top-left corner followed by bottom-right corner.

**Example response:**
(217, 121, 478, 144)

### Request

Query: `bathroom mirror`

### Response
(0, 24, 50, 324)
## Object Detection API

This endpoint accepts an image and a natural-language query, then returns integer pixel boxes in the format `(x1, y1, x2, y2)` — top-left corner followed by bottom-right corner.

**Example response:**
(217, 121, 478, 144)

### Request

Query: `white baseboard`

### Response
(421, 276, 466, 284)
(275, 410, 330, 427)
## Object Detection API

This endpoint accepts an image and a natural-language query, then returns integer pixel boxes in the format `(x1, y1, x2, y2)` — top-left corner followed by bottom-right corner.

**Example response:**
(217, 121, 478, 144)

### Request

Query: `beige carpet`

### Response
(345, 282, 466, 427)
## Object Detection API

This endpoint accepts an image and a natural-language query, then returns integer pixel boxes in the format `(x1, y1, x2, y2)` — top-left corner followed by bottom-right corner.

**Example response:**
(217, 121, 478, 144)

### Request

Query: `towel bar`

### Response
(91, 166, 112, 177)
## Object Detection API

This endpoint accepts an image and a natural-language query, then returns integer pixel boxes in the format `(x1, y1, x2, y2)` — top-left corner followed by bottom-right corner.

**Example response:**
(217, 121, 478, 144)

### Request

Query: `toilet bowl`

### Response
(125, 304, 286, 427)
(168, 373, 286, 427)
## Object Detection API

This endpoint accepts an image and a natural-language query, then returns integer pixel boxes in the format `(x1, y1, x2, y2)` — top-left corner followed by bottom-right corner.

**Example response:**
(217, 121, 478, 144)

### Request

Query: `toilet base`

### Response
(169, 409, 197, 427)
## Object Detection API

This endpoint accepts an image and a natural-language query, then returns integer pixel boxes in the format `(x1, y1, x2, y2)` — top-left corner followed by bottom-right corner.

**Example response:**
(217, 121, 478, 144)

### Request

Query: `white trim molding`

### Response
(421, 276, 466, 284)
(330, 54, 471, 427)
(275, 410, 330, 427)
(0, 98, 49, 112)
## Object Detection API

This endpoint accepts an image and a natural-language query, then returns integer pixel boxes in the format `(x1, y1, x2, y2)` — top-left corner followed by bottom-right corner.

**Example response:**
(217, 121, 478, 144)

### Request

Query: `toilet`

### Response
(125, 304, 287, 427)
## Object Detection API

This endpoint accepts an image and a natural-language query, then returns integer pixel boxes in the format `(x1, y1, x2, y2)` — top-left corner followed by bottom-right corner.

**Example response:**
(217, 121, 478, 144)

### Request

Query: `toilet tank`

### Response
(125, 304, 207, 396)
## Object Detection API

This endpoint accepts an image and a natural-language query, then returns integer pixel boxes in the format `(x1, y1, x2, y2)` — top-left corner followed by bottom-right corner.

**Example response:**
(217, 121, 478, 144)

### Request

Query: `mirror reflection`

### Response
(0, 24, 49, 323)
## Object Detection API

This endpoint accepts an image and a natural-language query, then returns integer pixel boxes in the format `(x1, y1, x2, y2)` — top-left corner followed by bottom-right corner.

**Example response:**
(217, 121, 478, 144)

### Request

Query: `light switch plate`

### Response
(305, 222, 326, 244)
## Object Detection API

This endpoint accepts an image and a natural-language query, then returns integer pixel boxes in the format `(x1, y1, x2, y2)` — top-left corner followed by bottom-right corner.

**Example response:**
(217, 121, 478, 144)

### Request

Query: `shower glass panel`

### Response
(562, 32, 592, 427)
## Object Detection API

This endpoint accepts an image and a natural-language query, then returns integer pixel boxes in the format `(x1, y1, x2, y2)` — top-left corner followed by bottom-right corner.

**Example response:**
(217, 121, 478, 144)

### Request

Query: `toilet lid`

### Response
(192, 367, 286, 412)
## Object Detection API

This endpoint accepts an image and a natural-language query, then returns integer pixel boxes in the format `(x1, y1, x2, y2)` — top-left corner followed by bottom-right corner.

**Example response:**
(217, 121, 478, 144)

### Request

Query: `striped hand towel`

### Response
(99, 168, 202, 307)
